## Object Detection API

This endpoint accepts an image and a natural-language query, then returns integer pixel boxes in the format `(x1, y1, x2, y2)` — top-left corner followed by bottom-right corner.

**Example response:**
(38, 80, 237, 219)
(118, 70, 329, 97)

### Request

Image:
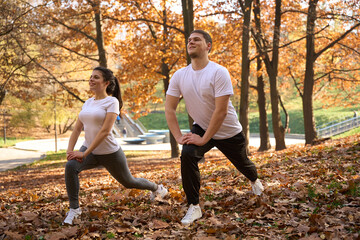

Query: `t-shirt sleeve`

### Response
(107, 97, 120, 115)
(82, 99, 89, 110)
(214, 67, 234, 98)
(166, 71, 181, 97)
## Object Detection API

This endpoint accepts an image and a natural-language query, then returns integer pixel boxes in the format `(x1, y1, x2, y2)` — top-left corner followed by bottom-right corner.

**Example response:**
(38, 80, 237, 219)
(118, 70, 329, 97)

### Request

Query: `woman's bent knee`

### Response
(65, 160, 79, 173)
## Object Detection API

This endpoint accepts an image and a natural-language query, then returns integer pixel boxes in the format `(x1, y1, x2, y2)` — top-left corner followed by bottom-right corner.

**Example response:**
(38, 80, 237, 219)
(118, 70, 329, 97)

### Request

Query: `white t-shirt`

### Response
(166, 61, 242, 139)
(79, 96, 120, 155)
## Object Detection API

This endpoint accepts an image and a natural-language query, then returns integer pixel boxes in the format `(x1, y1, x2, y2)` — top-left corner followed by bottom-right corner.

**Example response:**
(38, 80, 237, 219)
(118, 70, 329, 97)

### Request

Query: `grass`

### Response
(0, 137, 33, 148)
(332, 126, 360, 139)
(139, 112, 190, 130)
(27, 150, 171, 169)
(138, 85, 359, 134)
(138, 106, 358, 134)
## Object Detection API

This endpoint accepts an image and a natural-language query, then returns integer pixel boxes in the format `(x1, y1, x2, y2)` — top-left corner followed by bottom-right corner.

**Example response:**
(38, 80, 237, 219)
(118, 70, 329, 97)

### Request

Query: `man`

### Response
(165, 30, 264, 225)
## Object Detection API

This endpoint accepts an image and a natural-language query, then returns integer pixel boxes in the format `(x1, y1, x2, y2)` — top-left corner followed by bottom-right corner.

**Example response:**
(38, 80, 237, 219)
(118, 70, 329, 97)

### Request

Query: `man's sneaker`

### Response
(150, 184, 168, 200)
(251, 179, 264, 196)
(63, 208, 82, 225)
(181, 204, 202, 225)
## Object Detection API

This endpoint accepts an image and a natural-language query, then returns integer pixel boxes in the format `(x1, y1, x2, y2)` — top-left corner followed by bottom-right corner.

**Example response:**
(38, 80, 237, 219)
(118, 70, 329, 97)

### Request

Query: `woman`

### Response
(64, 66, 167, 225)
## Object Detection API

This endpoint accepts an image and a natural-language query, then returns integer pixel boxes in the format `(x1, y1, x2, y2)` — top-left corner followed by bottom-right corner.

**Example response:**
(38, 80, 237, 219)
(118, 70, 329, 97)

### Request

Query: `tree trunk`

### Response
(181, 0, 194, 66)
(253, 0, 270, 151)
(256, 57, 271, 151)
(161, 9, 180, 158)
(302, 0, 359, 145)
(93, 2, 107, 68)
(239, 0, 253, 154)
(267, 0, 286, 150)
(0, 88, 6, 106)
(303, 0, 318, 144)
(181, 0, 194, 129)
(268, 72, 286, 150)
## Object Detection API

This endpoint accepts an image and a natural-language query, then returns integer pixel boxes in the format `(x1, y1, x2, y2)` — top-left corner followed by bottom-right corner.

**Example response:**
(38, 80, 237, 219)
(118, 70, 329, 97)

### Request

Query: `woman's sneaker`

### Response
(63, 208, 82, 225)
(150, 184, 168, 200)
(181, 204, 202, 225)
(251, 179, 264, 196)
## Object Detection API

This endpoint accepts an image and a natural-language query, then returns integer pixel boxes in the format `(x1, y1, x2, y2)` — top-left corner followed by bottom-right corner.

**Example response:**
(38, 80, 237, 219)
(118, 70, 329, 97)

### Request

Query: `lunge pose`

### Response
(64, 66, 167, 225)
(165, 30, 264, 225)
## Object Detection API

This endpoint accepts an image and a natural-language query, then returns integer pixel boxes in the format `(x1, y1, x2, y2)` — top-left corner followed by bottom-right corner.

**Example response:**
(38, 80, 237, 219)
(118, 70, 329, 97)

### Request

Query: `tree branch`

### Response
(315, 23, 360, 59)
(15, 39, 84, 103)
(51, 18, 97, 42)
(1, 60, 33, 90)
(288, 67, 303, 98)
(40, 36, 99, 62)
(105, 16, 184, 34)
(199, 11, 240, 18)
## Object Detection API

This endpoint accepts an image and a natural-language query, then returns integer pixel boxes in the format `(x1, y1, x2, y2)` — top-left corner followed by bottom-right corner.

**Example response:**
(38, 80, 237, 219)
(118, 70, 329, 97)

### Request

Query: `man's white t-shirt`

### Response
(79, 96, 120, 155)
(166, 61, 242, 139)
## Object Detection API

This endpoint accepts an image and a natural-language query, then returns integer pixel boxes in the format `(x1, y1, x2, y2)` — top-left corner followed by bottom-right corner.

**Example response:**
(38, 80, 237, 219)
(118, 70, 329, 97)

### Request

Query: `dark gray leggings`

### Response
(65, 146, 157, 209)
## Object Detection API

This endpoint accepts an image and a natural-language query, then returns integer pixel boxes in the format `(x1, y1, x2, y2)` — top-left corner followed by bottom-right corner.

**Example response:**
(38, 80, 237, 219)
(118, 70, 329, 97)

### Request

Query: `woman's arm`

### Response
(83, 112, 117, 157)
(67, 112, 117, 162)
(66, 118, 83, 160)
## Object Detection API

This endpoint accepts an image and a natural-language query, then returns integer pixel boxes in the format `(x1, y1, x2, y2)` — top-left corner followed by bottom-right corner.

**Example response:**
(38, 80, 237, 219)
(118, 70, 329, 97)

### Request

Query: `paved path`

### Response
(0, 135, 305, 171)
(0, 148, 45, 171)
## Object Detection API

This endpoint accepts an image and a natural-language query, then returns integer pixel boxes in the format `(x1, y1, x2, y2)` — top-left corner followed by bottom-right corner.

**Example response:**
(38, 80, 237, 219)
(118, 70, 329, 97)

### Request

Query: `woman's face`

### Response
(89, 70, 109, 93)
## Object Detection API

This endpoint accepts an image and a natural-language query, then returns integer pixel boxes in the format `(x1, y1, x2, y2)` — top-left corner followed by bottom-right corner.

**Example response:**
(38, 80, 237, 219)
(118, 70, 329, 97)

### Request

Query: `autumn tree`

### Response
(301, 0, 360, 144)
(181, 0, 194, 66)
(238, 0, 253, 153)
(253, 0, 271, 151)
(107, 0, 186, 157)
(22, 0, 127, 108)
(0, 0, 36, 105)
(250, 0, 287, 150)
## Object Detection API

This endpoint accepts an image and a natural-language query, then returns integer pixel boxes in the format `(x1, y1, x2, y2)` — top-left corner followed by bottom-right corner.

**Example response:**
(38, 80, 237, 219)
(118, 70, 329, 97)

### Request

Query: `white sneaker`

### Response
(251, 179, 264, 196)
(63, 208, 82, 225)
(181, 204, 202, 225)
(150, 184, 168, 200)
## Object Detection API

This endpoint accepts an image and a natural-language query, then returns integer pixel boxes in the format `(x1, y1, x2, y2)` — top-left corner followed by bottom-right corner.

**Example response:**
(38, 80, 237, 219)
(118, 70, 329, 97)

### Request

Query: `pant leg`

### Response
(214, 132, 258, 182)
(99, 148, 157, 191)
(65, 146, 100, 209)
(181, 124, 214, 205)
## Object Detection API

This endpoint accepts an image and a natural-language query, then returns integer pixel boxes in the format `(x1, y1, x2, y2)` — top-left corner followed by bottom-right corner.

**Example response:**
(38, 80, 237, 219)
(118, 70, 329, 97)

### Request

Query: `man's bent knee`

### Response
(181, 145, 203, 162)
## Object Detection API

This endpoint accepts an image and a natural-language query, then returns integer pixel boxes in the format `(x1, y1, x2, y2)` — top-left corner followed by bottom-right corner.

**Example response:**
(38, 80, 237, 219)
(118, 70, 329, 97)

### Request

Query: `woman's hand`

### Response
(67, 151, 85, 163)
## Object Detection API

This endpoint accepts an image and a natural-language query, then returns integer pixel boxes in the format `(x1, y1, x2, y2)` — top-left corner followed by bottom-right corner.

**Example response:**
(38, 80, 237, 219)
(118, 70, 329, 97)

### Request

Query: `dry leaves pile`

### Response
(0, 135, 359, 240)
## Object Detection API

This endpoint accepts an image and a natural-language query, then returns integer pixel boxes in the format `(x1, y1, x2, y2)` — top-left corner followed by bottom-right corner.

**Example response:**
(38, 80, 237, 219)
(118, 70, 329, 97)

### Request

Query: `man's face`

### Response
(187, 33, 211, 59)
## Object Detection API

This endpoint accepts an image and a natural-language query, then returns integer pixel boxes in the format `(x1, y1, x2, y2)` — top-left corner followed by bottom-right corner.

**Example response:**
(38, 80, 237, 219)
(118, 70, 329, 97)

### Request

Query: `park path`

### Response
(0, 135, 305, 171)
(0, 148, 45, 172)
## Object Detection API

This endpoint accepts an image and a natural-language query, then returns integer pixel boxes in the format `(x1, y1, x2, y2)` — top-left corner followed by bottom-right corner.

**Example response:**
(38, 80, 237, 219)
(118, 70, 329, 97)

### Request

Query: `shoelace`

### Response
(183, 206, 196, 220)
(66, 210, 78, 219)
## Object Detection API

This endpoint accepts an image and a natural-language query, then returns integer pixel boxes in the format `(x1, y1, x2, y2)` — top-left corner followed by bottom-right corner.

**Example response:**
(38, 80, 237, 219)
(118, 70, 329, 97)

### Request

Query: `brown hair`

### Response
(190, 30, 212, 52)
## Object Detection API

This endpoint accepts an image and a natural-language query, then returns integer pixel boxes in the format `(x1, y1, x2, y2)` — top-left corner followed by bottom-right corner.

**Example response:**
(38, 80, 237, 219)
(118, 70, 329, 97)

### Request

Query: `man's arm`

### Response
(183, 95, 230, 146)
(165, 94, 185, 144)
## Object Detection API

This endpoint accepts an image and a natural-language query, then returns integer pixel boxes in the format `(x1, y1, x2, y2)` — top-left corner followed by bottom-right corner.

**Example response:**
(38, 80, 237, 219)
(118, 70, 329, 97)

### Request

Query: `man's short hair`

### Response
(190, 30, 212, 52)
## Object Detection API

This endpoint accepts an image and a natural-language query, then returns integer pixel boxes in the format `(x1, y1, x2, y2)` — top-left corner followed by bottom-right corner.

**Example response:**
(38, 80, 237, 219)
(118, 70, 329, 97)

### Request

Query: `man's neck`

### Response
(191, 57, 209, 71)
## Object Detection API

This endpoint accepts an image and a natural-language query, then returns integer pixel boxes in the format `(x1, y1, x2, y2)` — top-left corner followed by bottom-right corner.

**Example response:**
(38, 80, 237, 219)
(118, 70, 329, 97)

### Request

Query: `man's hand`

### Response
(182, 133, 206, 146)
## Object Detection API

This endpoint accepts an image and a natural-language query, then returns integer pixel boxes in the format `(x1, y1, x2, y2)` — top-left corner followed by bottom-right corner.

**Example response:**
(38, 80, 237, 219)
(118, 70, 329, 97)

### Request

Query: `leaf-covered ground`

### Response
(1, 135, 359, 240)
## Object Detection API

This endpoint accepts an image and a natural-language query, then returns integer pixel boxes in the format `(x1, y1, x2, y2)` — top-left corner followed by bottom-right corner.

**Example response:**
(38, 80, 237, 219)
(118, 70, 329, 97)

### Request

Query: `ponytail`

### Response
(113, 77, 123, 113)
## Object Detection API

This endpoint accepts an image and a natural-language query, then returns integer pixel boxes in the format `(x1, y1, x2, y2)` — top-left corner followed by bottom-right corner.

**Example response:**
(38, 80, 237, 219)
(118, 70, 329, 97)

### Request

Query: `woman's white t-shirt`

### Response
(166, 61, 242, 139)
(79, 96, 120, 155)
